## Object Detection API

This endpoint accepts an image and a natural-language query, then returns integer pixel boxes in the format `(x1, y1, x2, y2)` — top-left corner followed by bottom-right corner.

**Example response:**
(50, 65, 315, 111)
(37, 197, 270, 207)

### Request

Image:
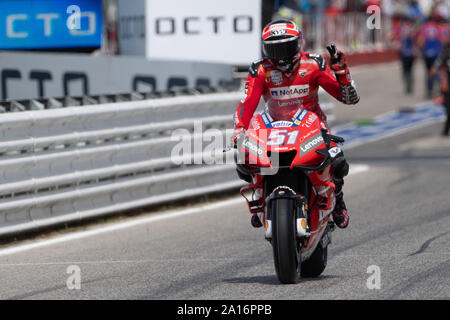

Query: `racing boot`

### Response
(251, 212, 264, 228)
(240, 179, 265, 228)
(250, 187, 264, 228)
(332, 178, 349, 228)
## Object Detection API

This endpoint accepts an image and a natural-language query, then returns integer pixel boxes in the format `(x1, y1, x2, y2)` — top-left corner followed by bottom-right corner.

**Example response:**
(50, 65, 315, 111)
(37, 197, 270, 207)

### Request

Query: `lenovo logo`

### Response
(300, 135, 323, 154)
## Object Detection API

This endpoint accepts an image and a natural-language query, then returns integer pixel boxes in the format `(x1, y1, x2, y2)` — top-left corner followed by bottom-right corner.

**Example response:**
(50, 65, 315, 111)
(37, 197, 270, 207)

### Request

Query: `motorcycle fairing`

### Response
(241, 109, 329, 169)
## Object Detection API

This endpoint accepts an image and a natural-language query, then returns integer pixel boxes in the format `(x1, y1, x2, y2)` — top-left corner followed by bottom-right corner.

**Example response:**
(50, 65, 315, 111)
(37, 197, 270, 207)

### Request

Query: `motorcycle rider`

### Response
(433, 41, 450, 136)
(232, 19, 360, 229)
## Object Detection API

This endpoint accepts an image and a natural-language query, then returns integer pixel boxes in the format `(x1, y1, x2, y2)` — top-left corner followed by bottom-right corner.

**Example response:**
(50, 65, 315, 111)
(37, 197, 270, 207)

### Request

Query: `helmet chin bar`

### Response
(275, 62, 294, 72)
(273, 53, 300, 72)
(276, 58, 290, 65)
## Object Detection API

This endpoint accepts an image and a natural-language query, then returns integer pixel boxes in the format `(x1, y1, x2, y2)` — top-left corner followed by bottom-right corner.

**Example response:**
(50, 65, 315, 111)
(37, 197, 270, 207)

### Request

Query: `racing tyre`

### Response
(271, 198, 300, 284)
(300, 244, 327, 277)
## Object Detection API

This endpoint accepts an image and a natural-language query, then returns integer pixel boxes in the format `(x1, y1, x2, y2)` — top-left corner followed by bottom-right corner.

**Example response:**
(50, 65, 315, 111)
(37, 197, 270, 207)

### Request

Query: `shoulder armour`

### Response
(249, 59, 265, 78)
(306, 53, 326, 71)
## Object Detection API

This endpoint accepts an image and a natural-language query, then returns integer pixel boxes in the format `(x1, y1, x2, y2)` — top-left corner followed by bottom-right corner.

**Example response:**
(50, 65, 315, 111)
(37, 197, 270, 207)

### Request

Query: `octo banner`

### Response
(0, 0, 102, 49)
(118, 0, 261, 65)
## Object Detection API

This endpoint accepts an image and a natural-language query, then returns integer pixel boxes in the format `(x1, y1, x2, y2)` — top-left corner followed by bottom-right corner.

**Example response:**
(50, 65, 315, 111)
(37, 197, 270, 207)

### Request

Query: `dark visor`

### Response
(263, 37, 299, 62)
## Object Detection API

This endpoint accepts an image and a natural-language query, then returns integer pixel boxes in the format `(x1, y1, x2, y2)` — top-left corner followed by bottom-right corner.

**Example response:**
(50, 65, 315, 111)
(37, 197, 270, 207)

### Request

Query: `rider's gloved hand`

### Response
(327, 44, 352, 86)
(231, 127, 246, 148)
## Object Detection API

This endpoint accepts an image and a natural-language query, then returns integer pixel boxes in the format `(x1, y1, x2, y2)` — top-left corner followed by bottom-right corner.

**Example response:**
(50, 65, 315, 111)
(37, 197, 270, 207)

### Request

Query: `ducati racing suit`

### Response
(234, 51, 359, 129)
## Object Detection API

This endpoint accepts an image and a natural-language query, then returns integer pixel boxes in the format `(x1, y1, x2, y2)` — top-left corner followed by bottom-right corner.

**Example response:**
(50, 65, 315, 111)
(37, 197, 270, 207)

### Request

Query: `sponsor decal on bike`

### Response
(250, 116, 261, 130)
(292, 108, 303, 125)
(272, 146, 290, 151)
(243, 136, 264, 157)
(294, 109, 308, 124)
(298, 69, 307, 77)
(271, 121, 294, 127)
(299, 133, 324, 155)
(302, 112, 317, 128)
(301, 128, 319, 140)
(260, 112, 272, 128)
(248, 129, 267, 145)
(328, 146, 342, 158)
(270, 84, 309, 100)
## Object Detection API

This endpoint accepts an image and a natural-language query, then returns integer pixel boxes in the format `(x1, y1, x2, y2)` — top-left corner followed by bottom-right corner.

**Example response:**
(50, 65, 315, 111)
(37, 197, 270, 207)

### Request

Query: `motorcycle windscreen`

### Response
(265, 98, 305, 122)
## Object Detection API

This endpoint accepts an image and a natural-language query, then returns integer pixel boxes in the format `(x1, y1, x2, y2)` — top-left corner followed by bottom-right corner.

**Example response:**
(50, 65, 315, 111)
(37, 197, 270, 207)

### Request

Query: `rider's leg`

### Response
(315, 115, 350, 228)
(332, 156, 350, 228)
(237, 169, 265, 228)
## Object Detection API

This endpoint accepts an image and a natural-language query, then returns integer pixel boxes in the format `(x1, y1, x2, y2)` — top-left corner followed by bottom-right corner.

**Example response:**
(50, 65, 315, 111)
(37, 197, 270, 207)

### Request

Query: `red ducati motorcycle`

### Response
(235, 99, 345, 284)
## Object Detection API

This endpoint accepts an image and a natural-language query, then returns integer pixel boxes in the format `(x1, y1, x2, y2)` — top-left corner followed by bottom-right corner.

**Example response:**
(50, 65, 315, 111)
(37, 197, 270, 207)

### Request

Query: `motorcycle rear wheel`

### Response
(301, 243, 327, 277)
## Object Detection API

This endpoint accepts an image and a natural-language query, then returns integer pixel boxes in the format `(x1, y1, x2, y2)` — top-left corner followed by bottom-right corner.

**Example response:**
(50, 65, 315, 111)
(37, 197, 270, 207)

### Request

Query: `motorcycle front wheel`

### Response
(271, 197, 301, 284)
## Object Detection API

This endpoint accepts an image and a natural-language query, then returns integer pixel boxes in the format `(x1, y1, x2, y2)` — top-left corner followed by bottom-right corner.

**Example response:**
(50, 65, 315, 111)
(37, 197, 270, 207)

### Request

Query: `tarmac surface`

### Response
(0, 62, 448, 300)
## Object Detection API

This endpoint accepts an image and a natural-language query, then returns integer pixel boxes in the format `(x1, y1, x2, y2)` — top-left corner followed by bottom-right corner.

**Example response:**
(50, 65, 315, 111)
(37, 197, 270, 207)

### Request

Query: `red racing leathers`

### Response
(233, 51, 359, 131)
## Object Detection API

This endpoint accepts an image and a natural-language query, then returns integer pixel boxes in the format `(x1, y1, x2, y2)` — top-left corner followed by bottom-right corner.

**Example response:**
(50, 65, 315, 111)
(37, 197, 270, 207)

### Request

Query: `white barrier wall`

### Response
(0, 92, 241, 237)
(0, 51, 233, 100)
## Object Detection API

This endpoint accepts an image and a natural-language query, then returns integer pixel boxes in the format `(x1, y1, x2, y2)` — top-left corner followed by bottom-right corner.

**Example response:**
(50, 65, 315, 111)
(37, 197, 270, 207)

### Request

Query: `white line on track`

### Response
(2, 250, 448, 267)
(0, 197, 244, 258)
(0, 164, 369, 258)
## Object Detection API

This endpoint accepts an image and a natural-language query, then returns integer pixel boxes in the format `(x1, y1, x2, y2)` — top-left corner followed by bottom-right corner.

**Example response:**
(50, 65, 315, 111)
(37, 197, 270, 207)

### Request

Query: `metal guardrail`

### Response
(0, 91, 335, 238)
(0, 85, 240, 113)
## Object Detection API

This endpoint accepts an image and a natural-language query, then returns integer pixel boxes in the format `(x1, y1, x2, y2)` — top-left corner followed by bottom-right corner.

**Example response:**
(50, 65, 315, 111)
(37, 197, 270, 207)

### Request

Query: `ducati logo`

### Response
(299, 70, 307, 77)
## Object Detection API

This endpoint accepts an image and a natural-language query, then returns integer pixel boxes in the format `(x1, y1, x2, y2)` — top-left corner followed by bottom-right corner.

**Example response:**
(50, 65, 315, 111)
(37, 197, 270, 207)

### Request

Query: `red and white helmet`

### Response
(262, 19, 303, 69)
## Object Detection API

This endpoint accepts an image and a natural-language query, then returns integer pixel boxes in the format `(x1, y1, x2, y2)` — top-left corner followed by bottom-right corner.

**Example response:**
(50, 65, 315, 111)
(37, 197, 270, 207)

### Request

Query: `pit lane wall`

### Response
(0, 51, 234, 100)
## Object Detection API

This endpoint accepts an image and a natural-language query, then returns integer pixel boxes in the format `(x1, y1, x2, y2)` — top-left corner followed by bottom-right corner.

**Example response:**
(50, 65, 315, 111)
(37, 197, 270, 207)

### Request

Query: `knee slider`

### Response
(236, 168, 252, 183)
